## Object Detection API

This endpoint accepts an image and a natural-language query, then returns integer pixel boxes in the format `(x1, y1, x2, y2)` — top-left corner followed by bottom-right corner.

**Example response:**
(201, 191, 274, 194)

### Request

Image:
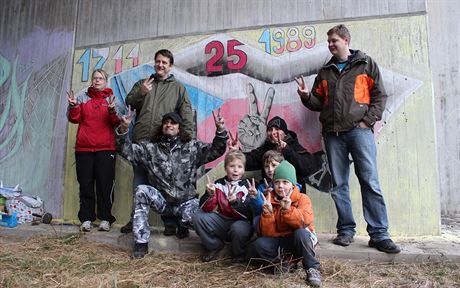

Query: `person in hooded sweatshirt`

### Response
(67, 69, 121, 232)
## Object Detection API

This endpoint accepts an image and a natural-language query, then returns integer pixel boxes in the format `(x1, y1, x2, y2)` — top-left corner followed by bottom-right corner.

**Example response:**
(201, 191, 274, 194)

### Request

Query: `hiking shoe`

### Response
(80, 221, 92, 232)
(132, 242, 148, 259)
(368, 238, 401, 254)
(120, 221, 132, 233)
(176, 226, 189, 239)
(98, 220, 110, 232)
(332, 234, 354, 246)
(306, 268, 322, 287)
(163, 224, 177, 236)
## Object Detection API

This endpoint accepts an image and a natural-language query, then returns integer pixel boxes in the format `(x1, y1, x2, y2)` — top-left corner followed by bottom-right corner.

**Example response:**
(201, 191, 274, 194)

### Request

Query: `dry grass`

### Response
(0, 234, 459, 288)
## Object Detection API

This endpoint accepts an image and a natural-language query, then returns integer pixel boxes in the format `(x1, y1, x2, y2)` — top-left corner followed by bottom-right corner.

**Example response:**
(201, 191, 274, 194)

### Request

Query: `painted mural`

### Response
(66, 16, 438, 235)
(0, 28, 72, 217)
(70, 25, 420, 175)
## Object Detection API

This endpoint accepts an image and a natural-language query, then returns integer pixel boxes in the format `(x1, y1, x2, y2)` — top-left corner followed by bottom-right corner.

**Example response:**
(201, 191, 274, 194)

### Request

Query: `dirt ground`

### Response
(0, 233, 459, 288)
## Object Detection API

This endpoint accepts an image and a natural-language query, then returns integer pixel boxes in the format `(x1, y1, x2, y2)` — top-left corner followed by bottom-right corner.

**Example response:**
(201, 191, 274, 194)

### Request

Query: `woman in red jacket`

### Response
(67, 69, 120, 232)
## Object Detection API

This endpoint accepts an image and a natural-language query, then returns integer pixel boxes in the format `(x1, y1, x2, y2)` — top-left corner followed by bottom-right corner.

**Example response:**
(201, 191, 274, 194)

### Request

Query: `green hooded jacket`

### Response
(126, 74, 195, 142)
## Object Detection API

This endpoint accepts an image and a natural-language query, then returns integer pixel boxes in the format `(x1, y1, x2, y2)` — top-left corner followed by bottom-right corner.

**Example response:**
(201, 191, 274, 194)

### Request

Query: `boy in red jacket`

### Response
(248, 160, 322, 287)
(193, 150, 252, 263)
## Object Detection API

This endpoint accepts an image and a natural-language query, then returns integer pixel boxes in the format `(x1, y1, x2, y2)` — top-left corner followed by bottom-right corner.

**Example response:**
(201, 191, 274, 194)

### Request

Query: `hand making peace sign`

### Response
(247, 178, 258, 198)
(212, 108, 226, 132)
(227, 130, 240, 151)
(206, 175, 216, 196)
(140, 77, 155, 95)
(120, 105, 136, 133)
(107, 95, 116, 113)
(67, 90, 77, 106)
(275, 132, 287, 151)
(280, 188, 293, 211)
(261, 189, 273, 214)
(227, 183, 237, 203)
(295, 76, 311, 101)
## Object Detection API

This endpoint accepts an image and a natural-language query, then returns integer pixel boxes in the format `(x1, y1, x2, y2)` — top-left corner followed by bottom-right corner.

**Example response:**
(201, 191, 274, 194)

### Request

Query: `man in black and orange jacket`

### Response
(296, 24, 400, 254)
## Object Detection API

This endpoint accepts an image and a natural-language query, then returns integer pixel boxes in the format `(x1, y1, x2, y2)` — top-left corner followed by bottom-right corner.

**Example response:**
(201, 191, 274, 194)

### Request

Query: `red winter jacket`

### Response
(67, 87, 120, 152)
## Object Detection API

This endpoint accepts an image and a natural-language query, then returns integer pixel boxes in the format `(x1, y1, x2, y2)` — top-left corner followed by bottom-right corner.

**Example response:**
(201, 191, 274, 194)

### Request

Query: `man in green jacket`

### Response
(120, 49, 195, 237)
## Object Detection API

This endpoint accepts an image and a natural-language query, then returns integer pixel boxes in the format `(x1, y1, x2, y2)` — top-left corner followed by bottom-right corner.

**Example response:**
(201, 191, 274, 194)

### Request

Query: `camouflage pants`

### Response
(133, 184, 198, 243)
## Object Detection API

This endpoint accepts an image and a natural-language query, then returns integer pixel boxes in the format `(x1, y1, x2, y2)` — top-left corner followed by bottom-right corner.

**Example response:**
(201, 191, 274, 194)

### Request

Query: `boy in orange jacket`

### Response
(247, 160, 322, 287)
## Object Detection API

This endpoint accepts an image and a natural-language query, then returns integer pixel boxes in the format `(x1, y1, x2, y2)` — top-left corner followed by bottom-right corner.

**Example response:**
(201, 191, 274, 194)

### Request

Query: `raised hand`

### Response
(263, 178, 273, 196)
(261, 189, 273, 214)
(295, 76, 311, 101)
(67, 90, 77, 106)
(120, 105, 136, 133)
(247, 178, 258, 198)
(227, 130, 240, 151)
(275, 132, 287, 151)
(227, 183, 237, 203)
(108, 95, 116, 113)
(206, 175, 216, 196)
(212, 108, 225, 132)
(280, 188, 293, 211)
(140, 77, 155, 95)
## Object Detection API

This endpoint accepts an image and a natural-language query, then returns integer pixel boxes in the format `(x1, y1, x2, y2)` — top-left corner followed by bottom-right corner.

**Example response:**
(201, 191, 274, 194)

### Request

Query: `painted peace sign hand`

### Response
(206, 175, 216, 196)
(212, 108, 226, 132)
(237, 83, 275, 152)
(247, 178, 258, 198)
(120, 105, 136, 133)
(295, 76, 311, 101)
(227, 183, 237, 203)
(67, 90, 77, 106)
(261, 189, 273, 214)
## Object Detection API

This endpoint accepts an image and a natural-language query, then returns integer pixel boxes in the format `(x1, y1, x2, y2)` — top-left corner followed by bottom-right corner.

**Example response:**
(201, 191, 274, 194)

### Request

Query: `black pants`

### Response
(76, 151, 116, 224)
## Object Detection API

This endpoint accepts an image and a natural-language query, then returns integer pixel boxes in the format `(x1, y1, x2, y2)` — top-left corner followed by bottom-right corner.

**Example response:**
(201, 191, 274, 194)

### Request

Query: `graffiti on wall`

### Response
(71, 24, 423, 191)
(0, 27, 72, 216)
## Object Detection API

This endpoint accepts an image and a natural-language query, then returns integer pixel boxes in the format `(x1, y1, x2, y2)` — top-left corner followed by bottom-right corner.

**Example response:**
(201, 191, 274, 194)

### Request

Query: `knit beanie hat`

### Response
(273, 160, 297, 185)
(267, 116, 288, 134)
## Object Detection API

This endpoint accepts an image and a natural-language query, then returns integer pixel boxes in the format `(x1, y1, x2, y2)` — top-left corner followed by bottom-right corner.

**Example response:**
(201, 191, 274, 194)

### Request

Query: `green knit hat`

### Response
(273, 160, 297, 184)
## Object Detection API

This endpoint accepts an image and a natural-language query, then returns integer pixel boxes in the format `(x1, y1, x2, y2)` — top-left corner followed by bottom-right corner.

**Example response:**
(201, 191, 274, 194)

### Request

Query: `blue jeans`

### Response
(324, 127, 389, 241)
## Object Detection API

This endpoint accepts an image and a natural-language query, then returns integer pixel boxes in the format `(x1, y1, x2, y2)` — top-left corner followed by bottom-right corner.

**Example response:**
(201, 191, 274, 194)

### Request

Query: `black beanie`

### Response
(267, 116, 288, 134)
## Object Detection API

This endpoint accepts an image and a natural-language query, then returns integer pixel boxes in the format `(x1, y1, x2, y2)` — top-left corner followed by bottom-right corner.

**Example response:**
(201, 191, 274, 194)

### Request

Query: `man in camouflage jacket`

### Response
(117, 110, 228, 259)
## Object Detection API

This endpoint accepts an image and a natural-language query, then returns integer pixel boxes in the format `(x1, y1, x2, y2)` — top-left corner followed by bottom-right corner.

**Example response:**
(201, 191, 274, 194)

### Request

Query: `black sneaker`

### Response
(163, 225, 177, 236)
(131, 242, 148, 259)
(332, 234, 354, 246)
(306, 268, 322, 287)
(176, 226, 189, 239)
(368, 238, 401, 254)
(120, 221, 133, 234)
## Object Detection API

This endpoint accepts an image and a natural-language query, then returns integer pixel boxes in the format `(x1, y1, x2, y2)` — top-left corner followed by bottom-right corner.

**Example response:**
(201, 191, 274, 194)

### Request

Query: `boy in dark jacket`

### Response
(193, 150, 252, 263)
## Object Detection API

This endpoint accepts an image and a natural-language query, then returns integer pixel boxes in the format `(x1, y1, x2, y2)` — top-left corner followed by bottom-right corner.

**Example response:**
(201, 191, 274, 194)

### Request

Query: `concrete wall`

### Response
(3, 0, 445, 236)
(427, 0, 460, 217)
(0, 0, 76, 217)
